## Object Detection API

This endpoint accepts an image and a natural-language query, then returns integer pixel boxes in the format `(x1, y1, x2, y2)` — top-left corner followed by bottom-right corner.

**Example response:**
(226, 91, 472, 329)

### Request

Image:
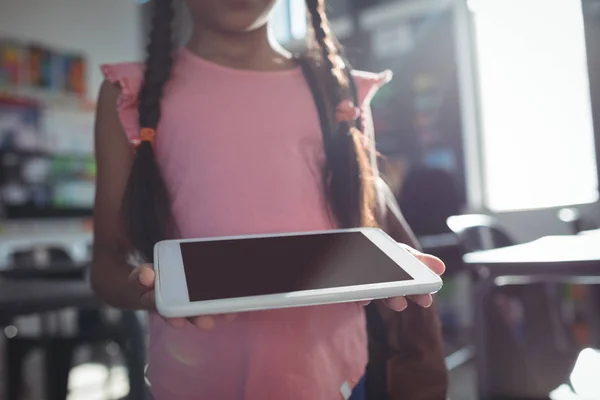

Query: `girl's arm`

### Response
(91, 80, 149, 310)
(92, 89, 228, 330)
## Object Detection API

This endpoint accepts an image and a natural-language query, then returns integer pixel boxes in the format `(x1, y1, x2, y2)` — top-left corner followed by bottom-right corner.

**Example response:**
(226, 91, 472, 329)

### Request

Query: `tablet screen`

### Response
(180, 232, 413, 302)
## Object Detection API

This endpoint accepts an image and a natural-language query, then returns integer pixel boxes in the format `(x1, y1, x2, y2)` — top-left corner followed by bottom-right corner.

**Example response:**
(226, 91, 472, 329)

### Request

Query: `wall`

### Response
(0, 0, 144, 99)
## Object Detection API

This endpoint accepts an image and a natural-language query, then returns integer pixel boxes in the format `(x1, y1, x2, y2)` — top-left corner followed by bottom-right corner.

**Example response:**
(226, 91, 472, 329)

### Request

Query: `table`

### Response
(0, 278, 98, 324)
(0, 278, 147, 400)
(0, 278, 99, 399)
(0, 230, 92, 270)
(463, 235, 600, 399)
(0, 263, 88, 281)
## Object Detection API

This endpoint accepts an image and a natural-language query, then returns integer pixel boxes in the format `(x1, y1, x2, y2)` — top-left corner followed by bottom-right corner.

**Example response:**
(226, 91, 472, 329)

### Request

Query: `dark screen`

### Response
(180, 232, 413, 302)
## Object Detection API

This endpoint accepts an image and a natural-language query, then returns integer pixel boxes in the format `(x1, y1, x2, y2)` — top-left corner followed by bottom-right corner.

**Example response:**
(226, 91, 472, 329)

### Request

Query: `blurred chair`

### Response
(558, 208, 585, 235)
(2, 245, 147, 400)
(558, 207, 598, 235)
(447, 214, 514, 252)
(448, 214, 578, 399)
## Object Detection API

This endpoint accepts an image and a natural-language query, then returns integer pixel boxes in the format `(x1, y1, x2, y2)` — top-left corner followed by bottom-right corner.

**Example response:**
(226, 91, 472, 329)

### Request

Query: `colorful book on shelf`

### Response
(0, 38, 91, 107)
(63, 55, 86, 95)
(27, 45, 55, 90)
(0, 41, 23, 87)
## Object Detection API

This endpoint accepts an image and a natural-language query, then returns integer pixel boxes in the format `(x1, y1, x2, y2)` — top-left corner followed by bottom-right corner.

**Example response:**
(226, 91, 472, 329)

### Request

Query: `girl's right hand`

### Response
(128, 264, 222, 330)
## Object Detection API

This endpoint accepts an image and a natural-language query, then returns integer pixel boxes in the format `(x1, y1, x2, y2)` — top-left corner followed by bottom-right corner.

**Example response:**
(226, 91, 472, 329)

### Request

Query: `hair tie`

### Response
(131, 128, 156, 149)
(335, 100, 360, 123)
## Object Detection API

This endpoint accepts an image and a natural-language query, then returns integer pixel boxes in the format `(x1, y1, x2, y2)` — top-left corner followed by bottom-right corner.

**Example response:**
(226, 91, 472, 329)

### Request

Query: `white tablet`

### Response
(153, 228, 442, 318)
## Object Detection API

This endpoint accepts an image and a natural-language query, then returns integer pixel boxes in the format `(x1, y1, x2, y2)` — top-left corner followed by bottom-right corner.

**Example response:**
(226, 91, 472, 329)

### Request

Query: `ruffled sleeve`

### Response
(100, 62, 144, 142)
(349, 70, 392, 150)
(352, 70, 393, 108)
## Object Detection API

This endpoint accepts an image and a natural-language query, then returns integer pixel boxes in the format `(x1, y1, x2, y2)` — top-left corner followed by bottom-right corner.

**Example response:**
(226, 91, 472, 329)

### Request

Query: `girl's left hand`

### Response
(359, 245, 446, 312)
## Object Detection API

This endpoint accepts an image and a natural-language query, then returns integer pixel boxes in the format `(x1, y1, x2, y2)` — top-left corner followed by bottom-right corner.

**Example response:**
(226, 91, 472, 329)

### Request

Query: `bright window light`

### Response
(570, 348, 600, 398)
(271, 0, 291, 43)
(472, 0, 598, 211)
(270, 0, 307, 43)
(289, 0, 308, 40)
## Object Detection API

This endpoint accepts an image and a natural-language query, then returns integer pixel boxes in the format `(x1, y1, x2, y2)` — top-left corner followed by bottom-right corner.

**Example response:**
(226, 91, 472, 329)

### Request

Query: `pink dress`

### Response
(102, 48, 390, 400)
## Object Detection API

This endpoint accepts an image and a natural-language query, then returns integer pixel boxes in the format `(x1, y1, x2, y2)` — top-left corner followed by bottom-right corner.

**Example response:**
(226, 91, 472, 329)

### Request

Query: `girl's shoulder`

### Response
(98, 61, 391, 146)
(101, 62, 144, 95)
(100, 62, 145, 142)
(101, 62, 144, 79)
(99, 60, 391, 111)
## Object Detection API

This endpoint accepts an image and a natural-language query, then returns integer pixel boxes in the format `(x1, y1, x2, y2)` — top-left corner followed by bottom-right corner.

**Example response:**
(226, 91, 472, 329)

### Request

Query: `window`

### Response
(271, 0, 292, 43)
(271, 0, 307, 44)
(471, 0, 598, 211)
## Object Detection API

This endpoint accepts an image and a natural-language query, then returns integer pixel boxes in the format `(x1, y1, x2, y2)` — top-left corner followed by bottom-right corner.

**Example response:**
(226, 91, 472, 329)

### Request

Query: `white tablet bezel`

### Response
(154, 228, 442, 318)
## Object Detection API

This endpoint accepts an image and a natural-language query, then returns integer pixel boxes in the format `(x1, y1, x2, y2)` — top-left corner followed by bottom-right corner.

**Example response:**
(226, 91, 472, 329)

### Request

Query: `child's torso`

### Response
(157, 52, 333, 238)
(103, 50, 369, 399)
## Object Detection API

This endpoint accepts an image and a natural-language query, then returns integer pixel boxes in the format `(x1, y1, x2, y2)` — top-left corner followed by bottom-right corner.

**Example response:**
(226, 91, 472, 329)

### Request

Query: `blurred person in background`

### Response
(399, 166, 464, 236)
(92, 0, 446, 398)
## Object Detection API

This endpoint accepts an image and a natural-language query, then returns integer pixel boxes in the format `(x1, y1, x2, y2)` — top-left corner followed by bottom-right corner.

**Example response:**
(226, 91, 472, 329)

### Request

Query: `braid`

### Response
(123, 0, 175, 261)
(305, 0, 378, 228)
(306, 0, 347, 91)
(139, 0, 175, 129)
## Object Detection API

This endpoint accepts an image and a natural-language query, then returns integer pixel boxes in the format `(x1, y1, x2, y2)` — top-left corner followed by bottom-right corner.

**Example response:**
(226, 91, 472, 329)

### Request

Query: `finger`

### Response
(398, 245, 446, 276)
(409, 294, 433, 308)
(357, 300, 372, 307)
(191, 316, 216, 330)
(385, 297, 408, 311)
(137, 265, 156, 289)
(165, 317, 186, 329)
(415, 253, 446, 276)
(140, 289, 156, 311)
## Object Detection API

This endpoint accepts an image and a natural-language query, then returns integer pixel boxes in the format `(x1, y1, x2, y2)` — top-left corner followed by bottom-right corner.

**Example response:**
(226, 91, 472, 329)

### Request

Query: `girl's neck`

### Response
(186, 24, 295, 72)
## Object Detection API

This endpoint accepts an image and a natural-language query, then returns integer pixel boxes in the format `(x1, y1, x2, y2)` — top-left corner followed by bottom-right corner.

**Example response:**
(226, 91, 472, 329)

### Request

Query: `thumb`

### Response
(135, 264, 156, 290)
(128, 265, 157, 311)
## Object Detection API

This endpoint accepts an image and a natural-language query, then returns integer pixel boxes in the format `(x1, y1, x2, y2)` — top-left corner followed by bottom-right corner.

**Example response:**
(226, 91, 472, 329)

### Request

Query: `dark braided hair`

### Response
(123, 0, 377, 261)
(305, 0, 378, 229)
(123, 0, 175, 261)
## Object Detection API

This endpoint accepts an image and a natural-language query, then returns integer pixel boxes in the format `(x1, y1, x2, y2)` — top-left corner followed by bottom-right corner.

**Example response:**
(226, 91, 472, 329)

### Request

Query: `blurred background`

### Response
(0, 0, 600, 399)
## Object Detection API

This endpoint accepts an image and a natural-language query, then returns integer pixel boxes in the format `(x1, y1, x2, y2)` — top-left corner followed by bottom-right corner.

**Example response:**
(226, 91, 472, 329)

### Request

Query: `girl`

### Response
(92, 0, 447, 399)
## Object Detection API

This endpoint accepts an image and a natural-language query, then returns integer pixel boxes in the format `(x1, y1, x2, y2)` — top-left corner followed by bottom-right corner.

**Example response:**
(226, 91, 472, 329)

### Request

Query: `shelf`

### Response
(0, 149, 93, 160)
(0, 86, 94, 111)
